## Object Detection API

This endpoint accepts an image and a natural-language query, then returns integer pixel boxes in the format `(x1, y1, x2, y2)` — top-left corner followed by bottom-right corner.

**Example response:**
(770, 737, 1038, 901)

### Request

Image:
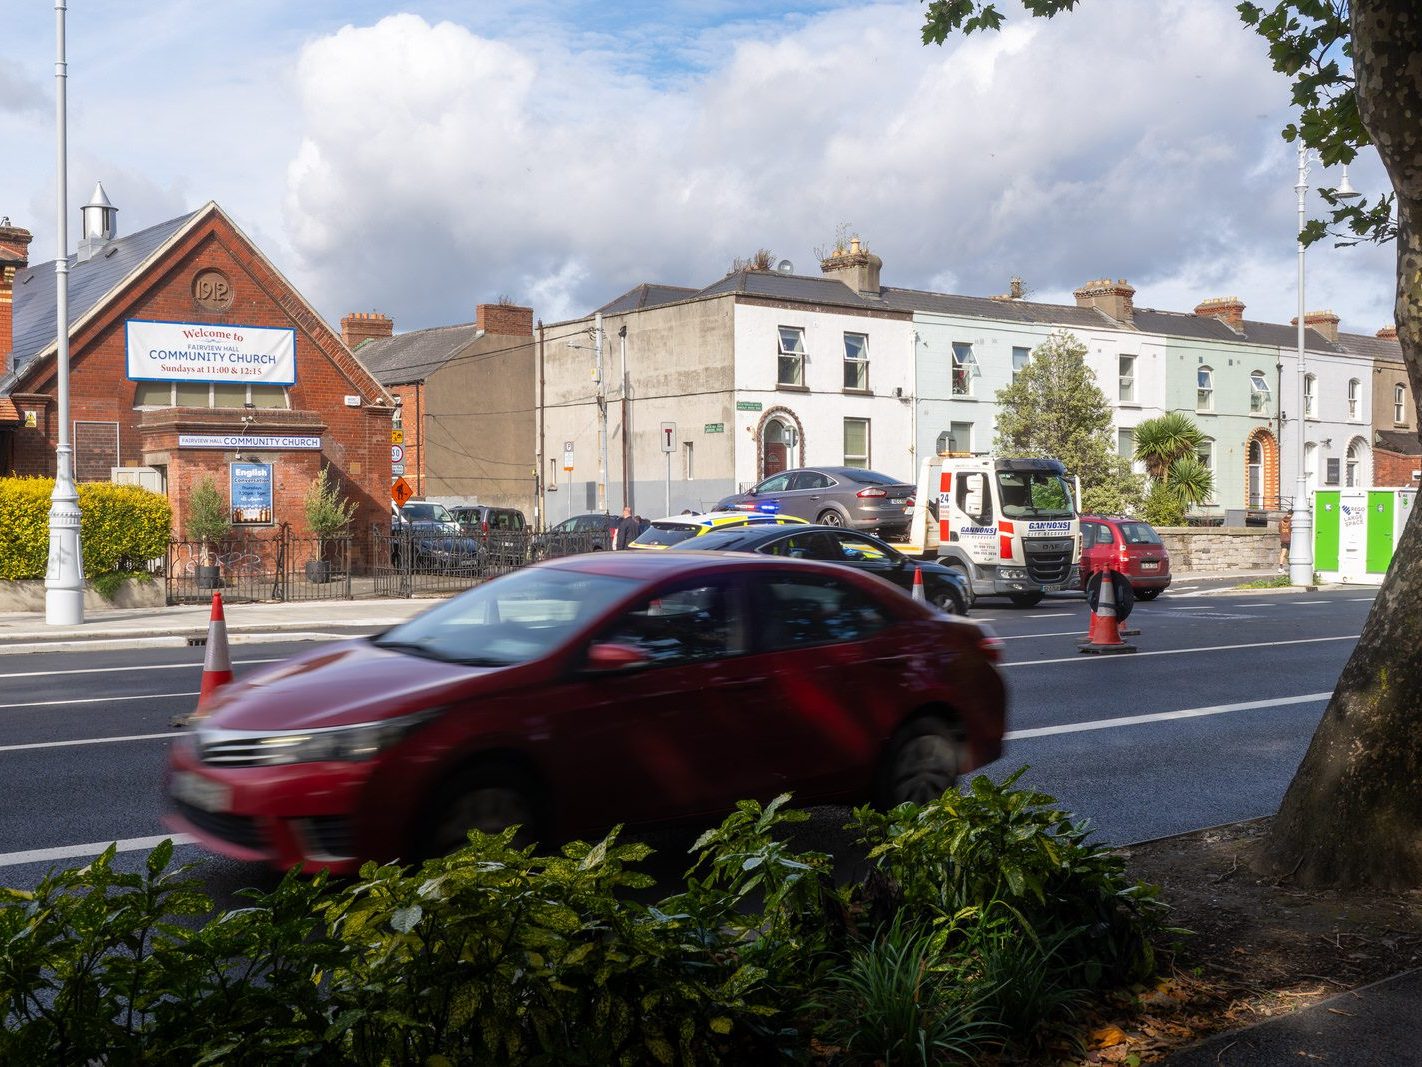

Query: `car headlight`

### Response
(200, 707, 443, 767)
(999, 567, 1027, 580)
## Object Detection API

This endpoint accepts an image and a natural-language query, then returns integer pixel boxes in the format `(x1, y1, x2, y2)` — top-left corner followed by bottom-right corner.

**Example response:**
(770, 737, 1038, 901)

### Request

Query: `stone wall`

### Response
(1156, 526, 1280, 573)
(0, 578, 165, 612)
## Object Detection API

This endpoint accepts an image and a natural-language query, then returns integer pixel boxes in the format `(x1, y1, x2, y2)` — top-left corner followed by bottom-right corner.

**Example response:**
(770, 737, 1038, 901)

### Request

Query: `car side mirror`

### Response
(585, 642, 651, 673)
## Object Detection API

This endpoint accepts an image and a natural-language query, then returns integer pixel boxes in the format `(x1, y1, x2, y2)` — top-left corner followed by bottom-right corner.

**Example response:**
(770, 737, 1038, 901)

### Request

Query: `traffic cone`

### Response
(912, 565, 926, 602)
(1080, 569, 1135, 655)
(174, 593, 235, 727)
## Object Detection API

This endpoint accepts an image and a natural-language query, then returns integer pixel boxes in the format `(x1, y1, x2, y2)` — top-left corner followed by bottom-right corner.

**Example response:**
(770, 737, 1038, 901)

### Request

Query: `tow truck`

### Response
(888, 454, 1081, 608)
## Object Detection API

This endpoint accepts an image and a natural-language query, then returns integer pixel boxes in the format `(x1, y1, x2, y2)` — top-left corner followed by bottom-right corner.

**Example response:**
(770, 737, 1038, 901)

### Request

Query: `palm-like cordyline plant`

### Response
(1132, 412, 1204, 483)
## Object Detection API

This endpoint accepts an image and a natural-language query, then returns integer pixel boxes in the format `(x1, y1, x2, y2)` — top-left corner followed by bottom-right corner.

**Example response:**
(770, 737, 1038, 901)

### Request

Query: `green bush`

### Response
(0, 782, 1174, 1065)
(1141, 482, 1187, 527)
(185, 477, 230, 547)
(0, 477, 170, 581)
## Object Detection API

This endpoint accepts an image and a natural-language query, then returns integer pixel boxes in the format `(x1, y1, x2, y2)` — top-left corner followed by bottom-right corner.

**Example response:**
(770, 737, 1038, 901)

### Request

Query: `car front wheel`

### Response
(932, 587, 967, 616)
(422, 764, 542, 858)
(1135, 587, 1162, 601)
(878, 716, 964, 808)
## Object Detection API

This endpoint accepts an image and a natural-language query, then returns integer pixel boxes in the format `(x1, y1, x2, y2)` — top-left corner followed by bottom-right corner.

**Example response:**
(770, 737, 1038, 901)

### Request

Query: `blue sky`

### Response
(0, 1, 1396, 336)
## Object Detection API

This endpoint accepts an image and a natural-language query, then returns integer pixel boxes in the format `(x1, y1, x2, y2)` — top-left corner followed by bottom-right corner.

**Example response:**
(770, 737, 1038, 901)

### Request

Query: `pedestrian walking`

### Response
(1278, 512, 1292, 570)
(616, 506, 640, 550)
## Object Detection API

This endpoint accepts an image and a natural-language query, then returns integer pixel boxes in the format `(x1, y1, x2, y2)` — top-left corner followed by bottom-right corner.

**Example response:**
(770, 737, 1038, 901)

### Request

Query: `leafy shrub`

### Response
(0, 477, 170, 580)
(304, 467, 356, 540)
(185, 476, 231, 548)
(0, 783, 1173, 1064)
(848, 768, 1172, 988)
(1141, 482, 1187, 527)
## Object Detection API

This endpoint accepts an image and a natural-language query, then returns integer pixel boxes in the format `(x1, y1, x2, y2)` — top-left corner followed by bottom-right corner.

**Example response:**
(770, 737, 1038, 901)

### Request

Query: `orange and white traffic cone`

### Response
(1080, 570, 1135, 655)
(912, 565, 926, 602)
(174, 593, 235, 727)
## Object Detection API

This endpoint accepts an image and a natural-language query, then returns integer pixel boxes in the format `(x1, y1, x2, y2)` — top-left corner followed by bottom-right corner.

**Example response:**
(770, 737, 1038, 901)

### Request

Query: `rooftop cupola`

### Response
(77, 181, 117, 261)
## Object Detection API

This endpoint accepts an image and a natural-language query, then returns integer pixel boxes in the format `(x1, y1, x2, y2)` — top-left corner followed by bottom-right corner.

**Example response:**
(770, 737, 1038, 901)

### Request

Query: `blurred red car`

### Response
(165, 552, 1006, 874)
(1079, 514, 1172, 600)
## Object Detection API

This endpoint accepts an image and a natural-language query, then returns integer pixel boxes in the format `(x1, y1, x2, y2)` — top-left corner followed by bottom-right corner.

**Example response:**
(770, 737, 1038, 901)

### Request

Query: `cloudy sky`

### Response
(0, 0, 1397, 335)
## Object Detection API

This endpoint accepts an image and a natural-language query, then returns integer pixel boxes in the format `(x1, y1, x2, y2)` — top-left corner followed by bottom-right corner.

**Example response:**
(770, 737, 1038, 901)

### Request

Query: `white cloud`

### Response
(0, 1, 1398, 338)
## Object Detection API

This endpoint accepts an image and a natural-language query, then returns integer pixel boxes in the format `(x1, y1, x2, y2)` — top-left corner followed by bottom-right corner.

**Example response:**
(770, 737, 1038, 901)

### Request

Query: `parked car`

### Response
(532, 512, 616, 559)
(164, 551, 1007, 874)
(1079, 514, 1171, 600)
(679, 524, 971, 615)
(628, 511, 807, 549)
(450, 505, 529, 565)
(392, 501, 483, 572)
(713, 467, 916, 537)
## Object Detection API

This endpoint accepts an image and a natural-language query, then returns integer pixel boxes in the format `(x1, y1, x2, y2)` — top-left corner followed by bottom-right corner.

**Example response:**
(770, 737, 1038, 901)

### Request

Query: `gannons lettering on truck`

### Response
(959, 526, 997, 536)
(1026, 521, 1072, 532)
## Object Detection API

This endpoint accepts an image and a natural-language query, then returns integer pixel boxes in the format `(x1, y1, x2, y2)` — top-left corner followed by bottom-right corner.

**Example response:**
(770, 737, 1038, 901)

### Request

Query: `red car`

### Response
(1079, 514, 1172, 600)
(165, 553, 1006, 874)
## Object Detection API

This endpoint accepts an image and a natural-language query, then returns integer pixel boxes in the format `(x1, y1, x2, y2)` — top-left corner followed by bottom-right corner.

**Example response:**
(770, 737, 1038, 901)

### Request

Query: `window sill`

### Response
(842, 387, 873, 396)
(1195, 409, 1216, 416)
(1249, 411, 1271, 418)
(775, 383, 810, 393)
(949, 394, 978, 402)
(1118, 401, 1141, 408)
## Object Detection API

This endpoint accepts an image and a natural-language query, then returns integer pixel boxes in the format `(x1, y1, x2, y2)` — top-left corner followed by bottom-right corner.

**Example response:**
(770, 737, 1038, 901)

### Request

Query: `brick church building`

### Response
(0, 189, 394, 565)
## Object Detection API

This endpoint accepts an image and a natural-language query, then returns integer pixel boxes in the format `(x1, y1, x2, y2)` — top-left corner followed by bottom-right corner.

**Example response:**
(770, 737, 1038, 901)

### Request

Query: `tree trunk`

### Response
(1261, 0, 1422, 889)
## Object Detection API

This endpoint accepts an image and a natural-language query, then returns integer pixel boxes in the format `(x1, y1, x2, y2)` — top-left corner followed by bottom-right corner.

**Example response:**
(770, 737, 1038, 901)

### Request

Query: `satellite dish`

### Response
(776, 259, 794, 274)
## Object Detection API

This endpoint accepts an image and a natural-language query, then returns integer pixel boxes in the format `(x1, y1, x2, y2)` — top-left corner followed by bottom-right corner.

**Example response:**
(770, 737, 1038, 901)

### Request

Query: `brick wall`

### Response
(9, 207, 396, 566)
(475, 303, 534, 336)
(0, 225, 34, 373)
(1373, 447, 1421, 487)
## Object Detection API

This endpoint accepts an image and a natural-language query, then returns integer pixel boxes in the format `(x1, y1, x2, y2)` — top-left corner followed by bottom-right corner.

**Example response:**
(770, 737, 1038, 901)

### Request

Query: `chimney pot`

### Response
(819, 237, 883, 297)
(1377, 325, 1398, 340)
(1193, 296, 1246, 330)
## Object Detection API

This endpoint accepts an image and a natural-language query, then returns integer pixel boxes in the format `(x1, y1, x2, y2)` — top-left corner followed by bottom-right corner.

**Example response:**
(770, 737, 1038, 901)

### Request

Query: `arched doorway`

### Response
(1346, 436, 1370, 487)
(1243, 427, 1279, 510)
(755, 406, 805, 480)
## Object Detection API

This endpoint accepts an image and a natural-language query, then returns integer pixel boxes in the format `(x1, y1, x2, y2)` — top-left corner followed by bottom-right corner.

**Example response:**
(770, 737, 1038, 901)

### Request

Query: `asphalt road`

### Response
(0, 585, 1377, 899)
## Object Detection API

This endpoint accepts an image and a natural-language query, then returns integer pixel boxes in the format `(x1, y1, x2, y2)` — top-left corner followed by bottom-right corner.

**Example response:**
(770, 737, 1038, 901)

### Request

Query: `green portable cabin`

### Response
(1314, 487, 1416, 584)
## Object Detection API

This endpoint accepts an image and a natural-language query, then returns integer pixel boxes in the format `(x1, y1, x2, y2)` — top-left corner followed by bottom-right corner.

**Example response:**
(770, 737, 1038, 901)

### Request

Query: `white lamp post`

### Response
(1289, 140, 1360, 587)
(46, 0, 84, 626)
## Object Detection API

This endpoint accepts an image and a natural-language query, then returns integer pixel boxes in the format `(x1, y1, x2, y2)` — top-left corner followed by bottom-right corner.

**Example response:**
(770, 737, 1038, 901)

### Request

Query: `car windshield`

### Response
(372, 568, 636, 666)
(633, 522, 701, 547)
(1118, 522, 1162, 545)
(402, 502, 453, 523)
(846, 469, 906, 486)
(995, 470, 1075, 520)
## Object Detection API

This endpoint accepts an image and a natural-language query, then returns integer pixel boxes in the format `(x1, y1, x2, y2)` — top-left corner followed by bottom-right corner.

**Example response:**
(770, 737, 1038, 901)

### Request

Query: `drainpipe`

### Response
(537, 320, 546, 531)
(619, 324, 630, 511)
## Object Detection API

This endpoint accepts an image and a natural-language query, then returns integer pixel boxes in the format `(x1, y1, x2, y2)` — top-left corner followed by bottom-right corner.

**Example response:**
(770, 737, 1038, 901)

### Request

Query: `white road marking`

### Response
(1027, 613, 1073, 618)
(0, 692, 197, 711)
(0, 732, 174, 754)
(1348, 597, 1376, 602)
(1006, 691, 1331, 740)
(1004, 633, 1358, 667)
(1000, 630, 1084, 641)
(1294, 600, 1329, 605)
(0, 834, 195, 870)
(0, 658, 281, 681)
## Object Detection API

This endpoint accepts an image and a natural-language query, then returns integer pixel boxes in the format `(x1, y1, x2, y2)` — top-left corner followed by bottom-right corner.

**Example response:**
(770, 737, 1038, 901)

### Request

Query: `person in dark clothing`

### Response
(616, 507, 641, 549)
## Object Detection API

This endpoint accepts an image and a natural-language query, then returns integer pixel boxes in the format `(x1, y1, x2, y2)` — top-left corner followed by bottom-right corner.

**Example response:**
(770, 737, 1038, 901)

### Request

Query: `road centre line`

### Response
(1005, 691, 1331, 740)
(1348, 597, 1376, 602)
(1294, 600, 1329, 605)
(0, 657, 281, 680)
(0, 833, 195, 870)
(1026, 613, 1073, 618)
(0, 732, 174, 754)
(998, 630, 1083, 641)
(0, 691, 197, 711)
(1003, 633, 1359, 667)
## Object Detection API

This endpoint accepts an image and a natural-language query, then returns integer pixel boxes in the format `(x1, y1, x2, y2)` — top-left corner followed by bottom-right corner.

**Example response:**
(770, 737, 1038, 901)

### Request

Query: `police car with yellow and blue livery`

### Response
(627, 509, 808, 550)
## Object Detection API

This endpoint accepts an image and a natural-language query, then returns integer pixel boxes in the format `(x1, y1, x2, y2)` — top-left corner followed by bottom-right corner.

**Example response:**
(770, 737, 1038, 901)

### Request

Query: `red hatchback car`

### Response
(166, 552, 1007, 874)
(1079, 514, 1172, 600)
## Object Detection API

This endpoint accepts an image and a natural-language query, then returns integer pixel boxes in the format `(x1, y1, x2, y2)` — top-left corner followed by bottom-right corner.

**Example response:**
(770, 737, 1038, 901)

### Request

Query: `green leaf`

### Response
(390, 904, 423, 933)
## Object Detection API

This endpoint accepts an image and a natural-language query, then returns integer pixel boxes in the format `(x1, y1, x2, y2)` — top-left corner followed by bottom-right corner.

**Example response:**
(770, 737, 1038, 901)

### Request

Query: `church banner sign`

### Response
(229, 462, 273, 525)
(126, 319, 297, 385)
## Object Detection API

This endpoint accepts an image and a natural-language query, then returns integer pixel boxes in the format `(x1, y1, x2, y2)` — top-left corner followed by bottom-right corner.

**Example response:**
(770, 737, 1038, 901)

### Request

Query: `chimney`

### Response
(77, 182, 118, 262)
(1073, 278, 1135, 323)
(341, 311, 394, 350)
(1295, 309, 1340, 344)
(819, 235, 883, 296)
(0, 221, 33, 369)
(476, 302, 534, 336)
(1193, 296, 1245, 331)
(990, 276, 1027, 302)
(1377, 325, 1398, 341)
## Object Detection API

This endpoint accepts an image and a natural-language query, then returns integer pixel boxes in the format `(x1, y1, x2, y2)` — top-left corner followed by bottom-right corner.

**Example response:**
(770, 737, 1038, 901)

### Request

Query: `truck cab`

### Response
(889, 455, 1080, 607)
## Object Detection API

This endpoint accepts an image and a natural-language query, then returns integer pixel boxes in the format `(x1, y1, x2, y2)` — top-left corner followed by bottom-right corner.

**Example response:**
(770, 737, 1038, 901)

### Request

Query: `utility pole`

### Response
(594, 312, 608, 514)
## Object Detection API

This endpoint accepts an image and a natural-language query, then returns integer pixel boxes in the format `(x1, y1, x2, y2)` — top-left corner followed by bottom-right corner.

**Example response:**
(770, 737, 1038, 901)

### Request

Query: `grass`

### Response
(1233, 574, 1292, 590)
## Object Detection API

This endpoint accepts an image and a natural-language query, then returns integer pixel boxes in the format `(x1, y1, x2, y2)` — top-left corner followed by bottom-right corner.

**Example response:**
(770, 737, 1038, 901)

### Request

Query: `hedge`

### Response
(0, 477, 171, 580)
(0, 775, 1175, 1065)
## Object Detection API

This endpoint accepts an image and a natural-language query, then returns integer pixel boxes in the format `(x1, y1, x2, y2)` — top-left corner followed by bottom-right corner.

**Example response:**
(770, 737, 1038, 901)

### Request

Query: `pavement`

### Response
(1, 579, 1409, 1064)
